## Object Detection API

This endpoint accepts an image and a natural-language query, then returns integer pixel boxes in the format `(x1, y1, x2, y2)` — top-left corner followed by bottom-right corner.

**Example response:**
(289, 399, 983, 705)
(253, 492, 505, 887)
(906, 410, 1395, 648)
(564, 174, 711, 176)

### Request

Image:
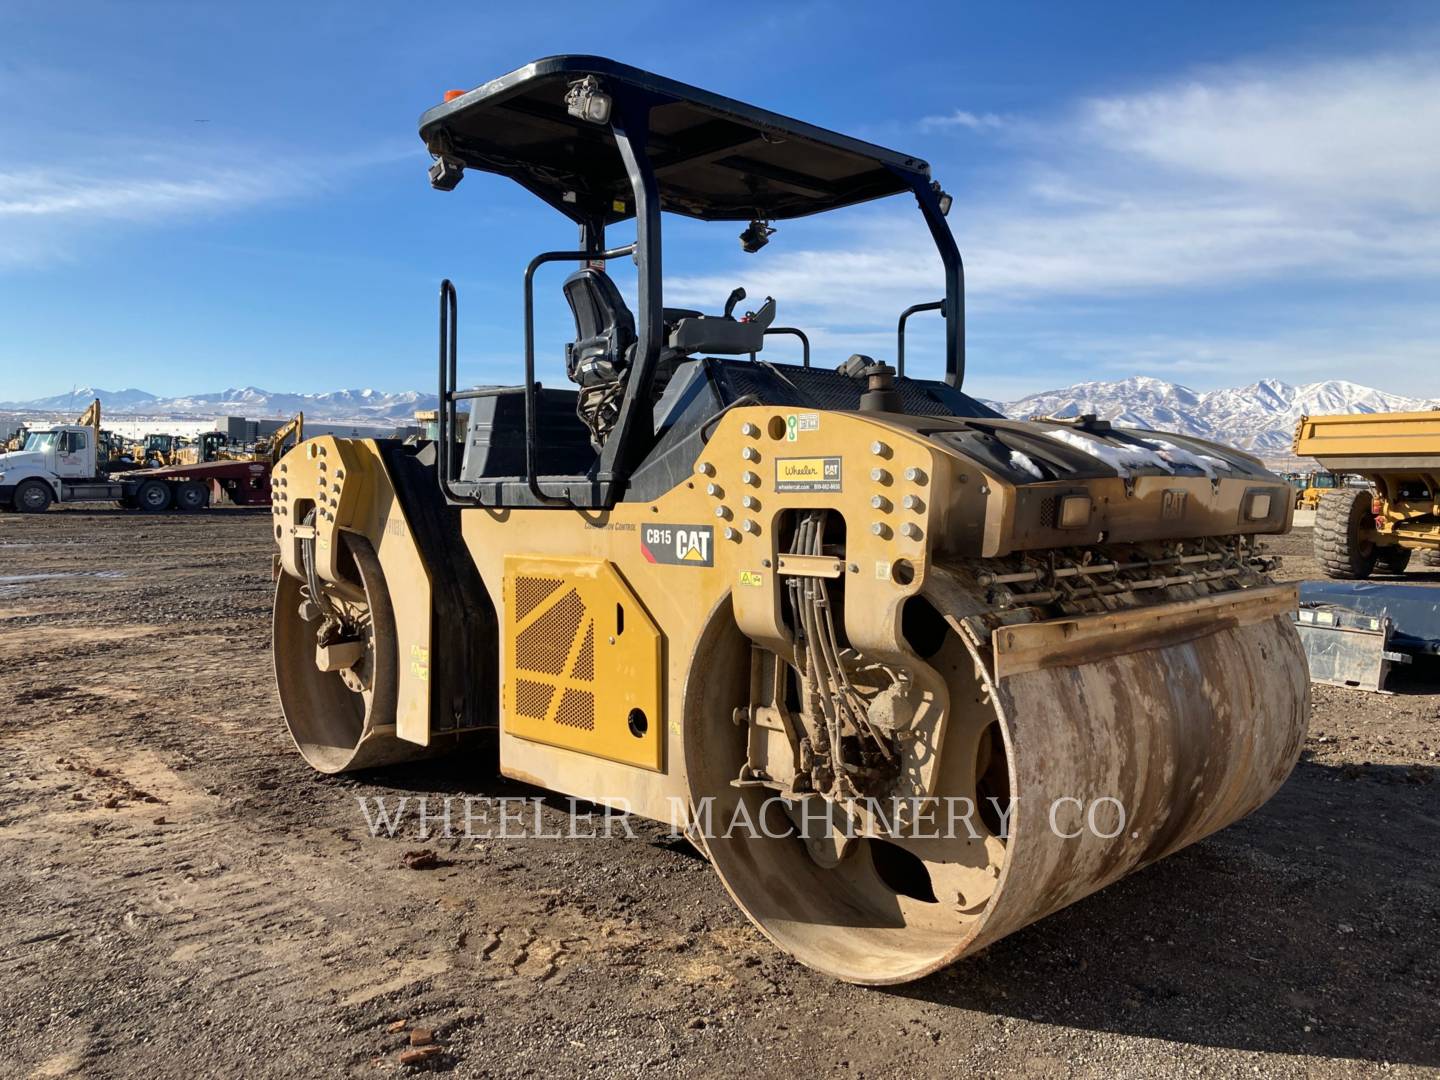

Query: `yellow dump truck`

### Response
(1294, 410, 1440, 577)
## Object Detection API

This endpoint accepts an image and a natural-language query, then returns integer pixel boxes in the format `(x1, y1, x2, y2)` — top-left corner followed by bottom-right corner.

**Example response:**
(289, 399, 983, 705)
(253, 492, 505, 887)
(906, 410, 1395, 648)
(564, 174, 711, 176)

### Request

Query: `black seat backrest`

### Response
(563, 267, 636, 386)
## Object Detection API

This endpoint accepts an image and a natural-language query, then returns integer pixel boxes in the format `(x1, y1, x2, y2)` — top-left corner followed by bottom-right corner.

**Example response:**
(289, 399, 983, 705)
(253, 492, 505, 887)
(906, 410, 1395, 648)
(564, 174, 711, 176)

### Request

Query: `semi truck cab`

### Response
(34, 425, 96, 476)
(0, 424, 111, 511)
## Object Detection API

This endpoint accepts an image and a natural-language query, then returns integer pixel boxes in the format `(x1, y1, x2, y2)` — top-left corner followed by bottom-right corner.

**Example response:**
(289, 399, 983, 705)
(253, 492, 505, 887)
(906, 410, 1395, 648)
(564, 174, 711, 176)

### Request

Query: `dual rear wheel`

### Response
(131, 479, 208, 512)
(1314, 489, 1411, 579)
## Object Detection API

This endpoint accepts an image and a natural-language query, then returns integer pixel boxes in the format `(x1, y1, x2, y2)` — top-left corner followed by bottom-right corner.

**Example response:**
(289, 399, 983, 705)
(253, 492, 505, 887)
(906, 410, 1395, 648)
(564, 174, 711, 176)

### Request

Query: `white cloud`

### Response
(671, 193, 1440, 317)
(0, 140, 413, 267)
(0, 167, 297, 219)
(671, 50, 1440, 396)
(1083, 56, 1440, 210)
(920, 109, 1006, 132)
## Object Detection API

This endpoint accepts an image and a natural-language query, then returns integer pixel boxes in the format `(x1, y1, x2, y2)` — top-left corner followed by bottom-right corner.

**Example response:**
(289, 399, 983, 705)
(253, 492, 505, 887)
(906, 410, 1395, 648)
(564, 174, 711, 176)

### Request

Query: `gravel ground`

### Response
(1, 508, 1437, 1078)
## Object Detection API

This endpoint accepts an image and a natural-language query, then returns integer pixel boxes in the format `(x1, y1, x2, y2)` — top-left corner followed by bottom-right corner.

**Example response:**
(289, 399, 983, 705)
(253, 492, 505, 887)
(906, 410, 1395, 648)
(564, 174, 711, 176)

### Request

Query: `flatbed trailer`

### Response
(113, 458, 278, 510)
(2, 458, 276, 512)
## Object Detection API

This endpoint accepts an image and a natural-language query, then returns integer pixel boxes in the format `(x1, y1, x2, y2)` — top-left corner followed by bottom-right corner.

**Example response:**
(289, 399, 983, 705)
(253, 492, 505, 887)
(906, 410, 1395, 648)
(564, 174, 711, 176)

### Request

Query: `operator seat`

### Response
(563, 267, 635, 388)
(561, 266, 703, 449)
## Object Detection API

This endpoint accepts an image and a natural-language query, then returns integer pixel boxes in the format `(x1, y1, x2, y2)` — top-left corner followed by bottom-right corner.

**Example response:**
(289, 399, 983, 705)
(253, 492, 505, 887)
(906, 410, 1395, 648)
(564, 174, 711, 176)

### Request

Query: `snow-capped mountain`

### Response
(3, 378, 1435, 450)
(4, 387, 163, 412)
(986, 378, 1440, 454)
(0, 386, 437, 423)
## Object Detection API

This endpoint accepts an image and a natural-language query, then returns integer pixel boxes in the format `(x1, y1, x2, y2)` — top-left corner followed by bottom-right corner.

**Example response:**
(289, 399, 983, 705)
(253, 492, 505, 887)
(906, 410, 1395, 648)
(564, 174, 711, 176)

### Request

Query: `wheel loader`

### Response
(270, 56, 1309, 984)
(132, 433, 186, 468)
(1292, 469, 1348, 511)
(1295, 410, 1440, 577)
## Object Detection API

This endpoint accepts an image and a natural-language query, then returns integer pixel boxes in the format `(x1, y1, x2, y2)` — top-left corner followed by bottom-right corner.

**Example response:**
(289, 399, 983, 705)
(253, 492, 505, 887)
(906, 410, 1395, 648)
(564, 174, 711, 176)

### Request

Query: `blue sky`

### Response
(2, 1, 1438, 403)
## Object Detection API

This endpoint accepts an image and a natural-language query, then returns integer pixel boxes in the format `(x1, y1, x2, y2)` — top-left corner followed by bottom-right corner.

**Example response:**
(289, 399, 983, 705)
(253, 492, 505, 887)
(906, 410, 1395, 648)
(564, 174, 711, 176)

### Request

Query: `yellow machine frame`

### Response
(277, 405, 1297, 824)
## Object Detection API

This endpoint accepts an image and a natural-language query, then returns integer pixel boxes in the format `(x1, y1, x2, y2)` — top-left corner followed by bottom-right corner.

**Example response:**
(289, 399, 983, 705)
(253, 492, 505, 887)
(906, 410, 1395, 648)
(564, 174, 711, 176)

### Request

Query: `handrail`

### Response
(437, 243, 637, 508)
(522, 243, 638, 506)
(896, 299, 944, 378)
(437, 279, 461, 502)
(451, 386, 526, 402)
(749, 326, 811, 367)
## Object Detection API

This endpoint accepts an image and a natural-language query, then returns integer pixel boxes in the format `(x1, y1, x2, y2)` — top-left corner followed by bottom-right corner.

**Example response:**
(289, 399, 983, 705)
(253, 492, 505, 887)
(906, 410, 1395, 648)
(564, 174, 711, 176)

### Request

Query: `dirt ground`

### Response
(2, 509, 1437, 1079)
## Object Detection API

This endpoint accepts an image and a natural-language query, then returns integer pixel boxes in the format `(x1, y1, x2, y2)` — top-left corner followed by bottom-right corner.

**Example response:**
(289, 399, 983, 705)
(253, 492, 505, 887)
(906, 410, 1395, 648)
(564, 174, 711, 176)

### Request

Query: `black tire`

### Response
(1375, 546, 1412, 575)
(1313, 489, 1377, 579)
(174, 481, 209, 511)
(135, 479, 172, 512)
(14, 479, 53, 514)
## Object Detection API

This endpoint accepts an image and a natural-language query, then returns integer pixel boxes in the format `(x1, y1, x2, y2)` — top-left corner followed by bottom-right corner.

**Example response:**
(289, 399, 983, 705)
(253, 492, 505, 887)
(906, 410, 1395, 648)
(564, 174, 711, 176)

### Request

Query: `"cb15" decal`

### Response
(641, 524, 714, 567)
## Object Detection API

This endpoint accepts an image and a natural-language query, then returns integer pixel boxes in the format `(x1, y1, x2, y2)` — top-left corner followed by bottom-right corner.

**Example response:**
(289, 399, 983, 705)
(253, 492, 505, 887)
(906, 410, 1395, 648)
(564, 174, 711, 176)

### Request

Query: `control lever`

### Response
(723, 287, 746, 319)
(742, 296, 776, 330)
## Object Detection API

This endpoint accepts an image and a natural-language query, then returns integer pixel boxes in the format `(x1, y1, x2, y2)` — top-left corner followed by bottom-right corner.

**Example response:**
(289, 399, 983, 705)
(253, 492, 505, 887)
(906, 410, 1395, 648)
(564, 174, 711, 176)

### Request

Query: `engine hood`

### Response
(0, 450, 46, 473)
(868, 414, 1291, 558)
(917, 417, 1270, 486)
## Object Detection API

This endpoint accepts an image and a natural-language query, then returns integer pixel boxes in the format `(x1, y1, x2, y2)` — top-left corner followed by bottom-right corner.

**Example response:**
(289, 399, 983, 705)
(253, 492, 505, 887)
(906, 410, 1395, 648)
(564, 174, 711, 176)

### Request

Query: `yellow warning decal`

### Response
(738, 570, 764, 587)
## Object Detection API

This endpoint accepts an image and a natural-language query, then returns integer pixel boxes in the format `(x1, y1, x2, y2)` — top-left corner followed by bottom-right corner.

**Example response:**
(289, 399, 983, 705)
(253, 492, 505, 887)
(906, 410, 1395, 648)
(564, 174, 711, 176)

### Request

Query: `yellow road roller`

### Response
(271, 57, 1309, 984)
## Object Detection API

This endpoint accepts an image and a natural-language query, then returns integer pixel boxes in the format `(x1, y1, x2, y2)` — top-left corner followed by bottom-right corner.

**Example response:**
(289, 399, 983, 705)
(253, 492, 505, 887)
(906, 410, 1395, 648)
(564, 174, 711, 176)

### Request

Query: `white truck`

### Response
(0, 423, 247, 513)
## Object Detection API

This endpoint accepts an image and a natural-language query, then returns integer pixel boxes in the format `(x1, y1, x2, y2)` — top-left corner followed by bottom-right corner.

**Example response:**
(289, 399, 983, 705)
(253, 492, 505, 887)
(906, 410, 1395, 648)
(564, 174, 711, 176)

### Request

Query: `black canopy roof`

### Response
(418, 55, 932, 225)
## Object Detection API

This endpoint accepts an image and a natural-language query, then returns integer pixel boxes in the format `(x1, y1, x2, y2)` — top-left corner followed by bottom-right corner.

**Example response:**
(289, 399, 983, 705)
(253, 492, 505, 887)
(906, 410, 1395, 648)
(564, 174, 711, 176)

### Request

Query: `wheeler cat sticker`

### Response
(775, 456, 842, 493)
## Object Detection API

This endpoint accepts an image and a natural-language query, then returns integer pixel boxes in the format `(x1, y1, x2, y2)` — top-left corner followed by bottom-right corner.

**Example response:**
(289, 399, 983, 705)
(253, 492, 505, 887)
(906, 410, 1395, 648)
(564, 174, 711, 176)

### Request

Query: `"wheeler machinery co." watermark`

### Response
(355, 794, 1131, 843)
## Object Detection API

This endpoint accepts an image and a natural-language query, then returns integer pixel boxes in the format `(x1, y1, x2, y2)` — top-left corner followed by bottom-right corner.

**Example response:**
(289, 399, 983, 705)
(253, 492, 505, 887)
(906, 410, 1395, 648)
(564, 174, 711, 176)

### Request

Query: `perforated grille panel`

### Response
(510, 576, 597, 732)
(554, 688, 596, 730)
(514, 575, 564, 622)
(514, 588, 586, 675)
(503, 557, 662, 771)
(571, 624, 595, 681)
(1038, 497, 1057, 529)
(515, 679, 556, 720)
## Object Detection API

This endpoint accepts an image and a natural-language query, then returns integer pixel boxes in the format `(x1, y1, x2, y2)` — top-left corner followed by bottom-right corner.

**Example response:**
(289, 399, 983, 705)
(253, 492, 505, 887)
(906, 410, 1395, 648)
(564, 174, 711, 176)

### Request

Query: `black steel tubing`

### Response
(437, 279, 461, 502)
(450, 386, 526, 402)
(896, 300, 944, 378)
(911, 181, 965, 388)
(597, 89, 663, 484)
(751, 327, 811, 367)
(523, 242, 638, 506)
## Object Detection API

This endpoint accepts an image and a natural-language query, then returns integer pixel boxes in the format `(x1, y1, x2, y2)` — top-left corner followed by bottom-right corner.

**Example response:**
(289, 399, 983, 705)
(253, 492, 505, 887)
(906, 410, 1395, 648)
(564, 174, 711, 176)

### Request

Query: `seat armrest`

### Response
(667, 316, 765, 355)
